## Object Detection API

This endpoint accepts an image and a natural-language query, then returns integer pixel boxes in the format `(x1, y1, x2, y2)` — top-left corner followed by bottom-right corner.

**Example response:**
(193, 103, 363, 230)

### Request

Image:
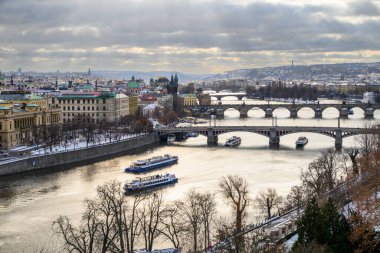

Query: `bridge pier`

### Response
(269, 128, 280, 149)
(290, 109, 297, 118)
(315, 108, 322, 118)
(240, 111, 248, 118)
(339, 108, 348, 119)
(216, 109, 224, 119)
(335, 129, 342, 151)
(207, 128, 218, 146)
(265, 108, 273, 118)
(365, 108, 374, 119)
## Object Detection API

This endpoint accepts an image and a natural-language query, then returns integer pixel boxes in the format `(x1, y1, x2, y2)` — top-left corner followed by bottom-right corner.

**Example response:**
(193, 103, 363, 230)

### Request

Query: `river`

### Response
(0, 98, 379, 252)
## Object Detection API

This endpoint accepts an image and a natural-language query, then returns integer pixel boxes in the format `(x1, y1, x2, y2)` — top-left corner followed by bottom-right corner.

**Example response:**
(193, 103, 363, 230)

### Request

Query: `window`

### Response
(63, 106, 66, 110)
(83, 106, 85, 110)
(77, 99, 80, 104)
(92, 106, 94, 111)
(77, 106, 80, 111)
(88, 106, 90, 110)
(103, 99, 106, 104)
(72, 106, 74, 110)
(103, 106, 106, 110)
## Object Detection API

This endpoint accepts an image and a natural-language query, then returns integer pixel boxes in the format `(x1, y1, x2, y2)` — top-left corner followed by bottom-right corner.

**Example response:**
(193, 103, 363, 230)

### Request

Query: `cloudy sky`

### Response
(0, 0, 380, 73)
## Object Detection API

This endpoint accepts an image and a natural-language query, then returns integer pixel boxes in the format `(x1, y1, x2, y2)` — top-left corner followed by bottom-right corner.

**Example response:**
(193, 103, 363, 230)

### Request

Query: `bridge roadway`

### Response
(157, 125, 379, 150)
(184, 102, 380, 119)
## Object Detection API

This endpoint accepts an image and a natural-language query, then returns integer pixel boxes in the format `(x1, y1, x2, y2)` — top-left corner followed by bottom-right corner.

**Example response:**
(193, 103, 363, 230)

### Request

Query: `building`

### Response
(139, 95, 157, 106)
(198, 93, 211, 106)
(181, 93, 197, 106)
(156, 94, 173, 110)
(142, 104, 163, 118)
(363, 92, 379, 104)
(0, 90, 49, 109)
(0, 104, 61, 149)
(128, 95, 138, 115)
(52, 92, 132, 124)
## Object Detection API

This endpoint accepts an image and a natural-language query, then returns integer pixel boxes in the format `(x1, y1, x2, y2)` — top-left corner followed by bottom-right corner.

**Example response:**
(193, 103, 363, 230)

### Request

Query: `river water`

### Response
(0, 99, 379, 252)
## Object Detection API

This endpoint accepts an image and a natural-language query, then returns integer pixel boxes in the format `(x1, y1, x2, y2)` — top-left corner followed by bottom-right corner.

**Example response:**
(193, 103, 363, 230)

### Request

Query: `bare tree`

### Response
(301, 149, 341, 198)
(345, 148, 360, 175)
(159, 204, 185, 249)
(355, 123, 380, 171)
(53, 181, 147, 253)
(255, 188, 283, 219)
(140, 193, 166, 251)
(175, 190, 203, 253)
(199, 192, 217, 250)
(219, 175, 250, 252)
(286, 185, 305, 217)
(53, 200, 100, 252)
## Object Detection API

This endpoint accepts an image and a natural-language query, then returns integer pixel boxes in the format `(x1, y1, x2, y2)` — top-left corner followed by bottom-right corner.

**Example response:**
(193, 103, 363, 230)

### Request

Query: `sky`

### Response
(0, 0, 380, 74)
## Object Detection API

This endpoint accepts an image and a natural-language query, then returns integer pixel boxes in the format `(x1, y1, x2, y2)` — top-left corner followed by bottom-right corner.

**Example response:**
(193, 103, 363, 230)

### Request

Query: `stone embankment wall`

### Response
(0, 134, 158, 176)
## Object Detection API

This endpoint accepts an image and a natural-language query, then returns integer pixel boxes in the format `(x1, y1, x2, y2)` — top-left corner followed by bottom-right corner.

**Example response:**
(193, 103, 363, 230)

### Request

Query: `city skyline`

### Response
(1, 0, 380, 74)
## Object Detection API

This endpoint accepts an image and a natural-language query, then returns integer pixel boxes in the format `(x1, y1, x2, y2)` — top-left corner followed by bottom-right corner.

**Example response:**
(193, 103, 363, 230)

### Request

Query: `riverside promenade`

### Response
(0, 133, 159, 176)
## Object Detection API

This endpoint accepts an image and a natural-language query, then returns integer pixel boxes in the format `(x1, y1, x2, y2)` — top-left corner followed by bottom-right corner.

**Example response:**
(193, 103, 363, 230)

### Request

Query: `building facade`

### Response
(52, 92, 132, 124)
(0, 104, 61, 149)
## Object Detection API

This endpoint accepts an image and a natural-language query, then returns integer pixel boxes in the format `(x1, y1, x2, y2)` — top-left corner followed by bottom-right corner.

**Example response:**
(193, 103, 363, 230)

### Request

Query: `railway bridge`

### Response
(157, 125, 379, 150)
(184, 102, 380, 119)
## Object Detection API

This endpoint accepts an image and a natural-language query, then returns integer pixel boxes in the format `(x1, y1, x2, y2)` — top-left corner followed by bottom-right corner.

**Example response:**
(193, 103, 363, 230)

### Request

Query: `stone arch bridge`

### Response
(157, 125, 379, 150)
(184, 103, 380, 119)
(209, 92, 247, 100)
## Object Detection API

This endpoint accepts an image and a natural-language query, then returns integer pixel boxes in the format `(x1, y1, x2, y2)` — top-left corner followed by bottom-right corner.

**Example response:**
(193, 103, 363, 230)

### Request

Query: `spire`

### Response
(95, 80, 98, 91)
(174, 72, 178, 86)
(55, 77, 59, 91)
(170, 75, 174, 85)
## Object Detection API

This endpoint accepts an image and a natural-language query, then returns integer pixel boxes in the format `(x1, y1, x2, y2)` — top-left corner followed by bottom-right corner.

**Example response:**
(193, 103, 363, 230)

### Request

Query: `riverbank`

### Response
(0, 133, 159, 176)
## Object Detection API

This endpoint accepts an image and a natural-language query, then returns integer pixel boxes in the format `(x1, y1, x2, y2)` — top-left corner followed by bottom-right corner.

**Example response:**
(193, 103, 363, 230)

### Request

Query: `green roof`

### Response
(26, 104, 40, 107)
(0, 106, 11, 110)
(128, 81, 139, 88)
(25, 94, 43, 100)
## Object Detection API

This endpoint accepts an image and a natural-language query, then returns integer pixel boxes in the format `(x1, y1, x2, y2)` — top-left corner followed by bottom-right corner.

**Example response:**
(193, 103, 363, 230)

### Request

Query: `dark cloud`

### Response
(0, 0, 379, 73)
(348, 0, 380, 16)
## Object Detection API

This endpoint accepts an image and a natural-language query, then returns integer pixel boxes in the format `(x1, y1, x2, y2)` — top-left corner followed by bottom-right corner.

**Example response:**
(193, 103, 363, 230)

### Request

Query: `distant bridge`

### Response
(184, 102, 380, 119)
(208, 92, 247, 100)
(157, 125, 379, 150)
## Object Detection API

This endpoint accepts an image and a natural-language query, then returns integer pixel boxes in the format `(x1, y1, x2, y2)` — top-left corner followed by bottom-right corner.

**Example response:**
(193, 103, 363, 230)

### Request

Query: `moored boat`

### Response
(167, 134, 176, 144)
(125, 154, 178, 173)
(124, 173, 178, 192)
(296, 136, 308, 147)
(225, 136, 241, 147)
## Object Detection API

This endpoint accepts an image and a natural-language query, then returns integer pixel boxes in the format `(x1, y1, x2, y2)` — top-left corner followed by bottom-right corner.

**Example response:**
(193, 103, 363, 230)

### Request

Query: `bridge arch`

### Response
(272, 107, 291, 118)
(347, 106, 365, 118)
(322, 107, 340, 118)
(223, 107, 240, 118)
(220, 95, 240, 101)
(297, 106, 316, 118)
(247, 107, 265, 117)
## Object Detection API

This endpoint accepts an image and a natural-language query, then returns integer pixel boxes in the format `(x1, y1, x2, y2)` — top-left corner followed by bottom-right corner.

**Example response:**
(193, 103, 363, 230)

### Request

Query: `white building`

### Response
(363, 92, 376, 104)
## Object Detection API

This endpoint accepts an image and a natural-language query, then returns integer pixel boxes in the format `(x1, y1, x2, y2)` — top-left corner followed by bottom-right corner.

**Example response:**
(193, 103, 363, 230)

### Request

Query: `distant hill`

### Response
(92, 62, 380, 83)
(206, 62, 380, 81)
